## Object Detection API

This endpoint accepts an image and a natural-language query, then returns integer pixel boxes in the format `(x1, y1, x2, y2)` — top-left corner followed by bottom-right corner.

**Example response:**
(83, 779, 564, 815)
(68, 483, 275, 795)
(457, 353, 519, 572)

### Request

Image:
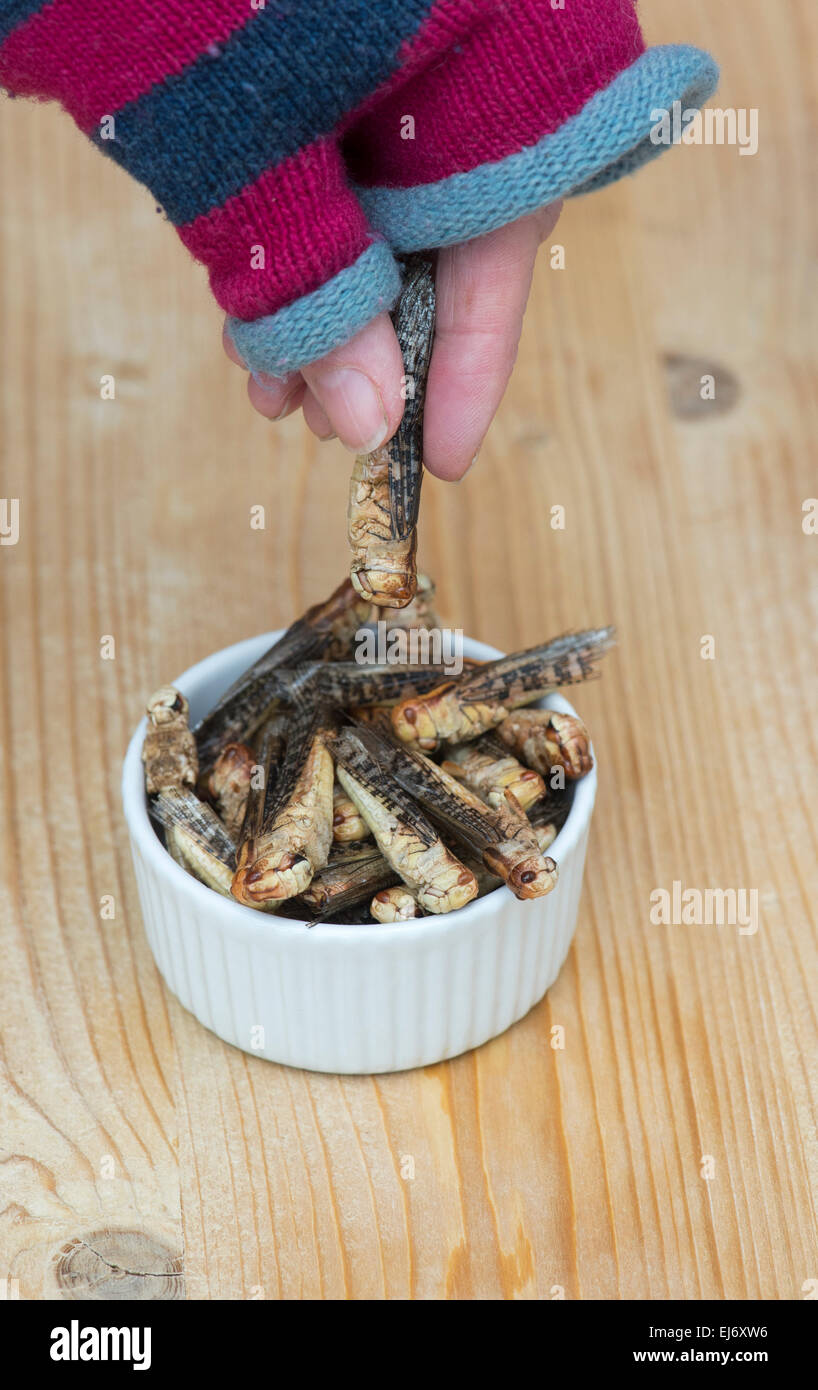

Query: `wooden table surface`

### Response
(1, 1, 816, 1301)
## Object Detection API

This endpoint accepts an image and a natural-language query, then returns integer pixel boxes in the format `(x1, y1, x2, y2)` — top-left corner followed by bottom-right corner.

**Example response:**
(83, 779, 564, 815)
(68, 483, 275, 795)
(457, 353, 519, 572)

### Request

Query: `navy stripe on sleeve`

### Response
(93, 0, 436, 225)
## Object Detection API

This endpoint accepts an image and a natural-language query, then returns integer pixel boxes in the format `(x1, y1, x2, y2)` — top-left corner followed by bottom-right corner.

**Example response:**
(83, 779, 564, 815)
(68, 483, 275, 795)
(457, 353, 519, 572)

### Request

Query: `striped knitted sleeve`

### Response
(345, 0, 719, 253)
(0, 0, 495, 375)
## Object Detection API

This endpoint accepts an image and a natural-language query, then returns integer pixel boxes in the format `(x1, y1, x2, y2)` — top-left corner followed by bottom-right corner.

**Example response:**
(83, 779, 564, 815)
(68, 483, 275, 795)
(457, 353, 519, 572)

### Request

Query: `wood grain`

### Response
(1, 0, 816, 1300)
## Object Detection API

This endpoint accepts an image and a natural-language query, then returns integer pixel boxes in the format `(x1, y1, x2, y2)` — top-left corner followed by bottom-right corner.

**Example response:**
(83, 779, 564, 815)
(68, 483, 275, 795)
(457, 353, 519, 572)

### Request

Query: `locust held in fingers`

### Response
(348, 257, 435, 609)
(194, 578, 370, 775)
(495, 709, 593, 780)
(232, 703, 335, 906)
(142, 687, 199, 794)
(355, 723, 559, 900)
(331, 727, 478, 914)
(391, 627, 615, 751)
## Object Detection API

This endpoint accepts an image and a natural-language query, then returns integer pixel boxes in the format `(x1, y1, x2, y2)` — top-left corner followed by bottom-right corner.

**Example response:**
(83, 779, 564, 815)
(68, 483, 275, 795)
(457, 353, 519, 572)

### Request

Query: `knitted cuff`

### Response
(227, 240, 401, 379)
(175, 135, 403, 376)
(344, 1, 719, 251)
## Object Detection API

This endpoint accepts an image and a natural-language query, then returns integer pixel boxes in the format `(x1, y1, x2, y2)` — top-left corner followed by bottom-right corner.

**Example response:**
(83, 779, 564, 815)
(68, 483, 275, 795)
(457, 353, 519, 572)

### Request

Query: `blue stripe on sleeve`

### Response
(93, 0, 435, 225)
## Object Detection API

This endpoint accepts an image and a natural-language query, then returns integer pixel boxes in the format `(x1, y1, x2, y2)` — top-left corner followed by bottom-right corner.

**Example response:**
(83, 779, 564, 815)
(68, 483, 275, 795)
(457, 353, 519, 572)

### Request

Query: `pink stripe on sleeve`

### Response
(0, 0, 257, 131)
(337, 0, 497, 133)
(177, 138, 374, 320)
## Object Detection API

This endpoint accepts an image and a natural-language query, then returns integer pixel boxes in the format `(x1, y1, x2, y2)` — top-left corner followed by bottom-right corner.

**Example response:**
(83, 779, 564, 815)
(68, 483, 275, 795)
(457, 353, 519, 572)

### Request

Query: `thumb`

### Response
(301, 312, 405, 455)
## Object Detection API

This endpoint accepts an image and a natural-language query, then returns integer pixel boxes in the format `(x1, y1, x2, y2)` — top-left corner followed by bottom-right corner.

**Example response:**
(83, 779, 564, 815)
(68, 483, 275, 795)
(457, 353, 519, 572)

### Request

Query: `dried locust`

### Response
(143, 565, 606, 924)
(150, 787, 236, 897)
(354, 723, 559, 900)
(348, 257, 435, 609)
(298, 844, 396, 916)
(378, 572, 441, 633)
(332, 783, 372, 843)
(370, 886, 422, 922)
(391, 627, 615, 750)
(232, 703, 334, 906)
(142, 687, 198, 793)
(442, 737, 545, 811)
(331, 727, 478, 914)
(495, 708, 593, 780)
(282, 660, 453, 709)
(208, 742, 256, 839)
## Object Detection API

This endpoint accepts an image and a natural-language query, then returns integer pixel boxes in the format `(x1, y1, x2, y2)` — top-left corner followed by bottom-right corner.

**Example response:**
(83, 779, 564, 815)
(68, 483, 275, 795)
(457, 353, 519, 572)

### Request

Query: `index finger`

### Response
(423, 204, 562, 481)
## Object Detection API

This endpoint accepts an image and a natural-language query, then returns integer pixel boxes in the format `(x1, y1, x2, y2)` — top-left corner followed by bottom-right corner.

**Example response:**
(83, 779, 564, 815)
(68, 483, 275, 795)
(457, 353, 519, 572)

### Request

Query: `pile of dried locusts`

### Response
(141, 259, 615, 924)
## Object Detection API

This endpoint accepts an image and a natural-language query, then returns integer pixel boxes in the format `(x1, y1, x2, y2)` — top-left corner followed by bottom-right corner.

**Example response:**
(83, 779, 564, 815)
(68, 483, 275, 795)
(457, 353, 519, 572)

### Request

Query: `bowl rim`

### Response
(121, 630, 597, 949)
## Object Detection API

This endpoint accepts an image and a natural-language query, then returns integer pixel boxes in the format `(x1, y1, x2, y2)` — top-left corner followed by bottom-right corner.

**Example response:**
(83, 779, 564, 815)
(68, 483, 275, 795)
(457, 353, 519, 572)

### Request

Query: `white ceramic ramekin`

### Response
(122, 633, 596, 1074)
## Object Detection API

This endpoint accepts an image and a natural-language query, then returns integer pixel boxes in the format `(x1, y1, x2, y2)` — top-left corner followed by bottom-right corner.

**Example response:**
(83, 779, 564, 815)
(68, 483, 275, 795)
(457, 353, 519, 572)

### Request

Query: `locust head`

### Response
(507, 854, 559, 900)
(483, 844, 559, 900)
(547, 712, 593, 779)
(390, 690, 451, 751)
(232, 850, 313, 905)
(371, 887, 421, 923)
(147, 686, 188, 727)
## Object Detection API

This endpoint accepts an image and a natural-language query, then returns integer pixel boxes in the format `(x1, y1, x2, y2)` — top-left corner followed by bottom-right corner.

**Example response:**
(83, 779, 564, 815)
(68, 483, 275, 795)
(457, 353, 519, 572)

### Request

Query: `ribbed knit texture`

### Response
(345, 0, 645, 186)
(0, 1, 718, 374)
(355, 45, 720, 251)
(227, 241, 402, 378)
(346, 0, 718, 251)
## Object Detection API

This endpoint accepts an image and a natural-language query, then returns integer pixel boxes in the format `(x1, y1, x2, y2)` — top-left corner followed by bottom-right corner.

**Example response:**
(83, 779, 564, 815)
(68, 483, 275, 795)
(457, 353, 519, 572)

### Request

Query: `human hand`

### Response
(224, 202, 562, 482)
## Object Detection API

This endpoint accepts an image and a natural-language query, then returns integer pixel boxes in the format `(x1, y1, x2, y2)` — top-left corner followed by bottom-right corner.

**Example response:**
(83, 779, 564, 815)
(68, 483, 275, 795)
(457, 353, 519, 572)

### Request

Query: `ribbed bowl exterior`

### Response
(123, 633, 596, 1074)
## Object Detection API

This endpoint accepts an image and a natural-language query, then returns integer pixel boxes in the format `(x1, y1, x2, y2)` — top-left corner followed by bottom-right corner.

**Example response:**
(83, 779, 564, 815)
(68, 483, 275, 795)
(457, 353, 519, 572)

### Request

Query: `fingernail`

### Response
(271, 395, 301, 421)
(313, 368, 388, 453)
(252, 369, 296, 395)
(251, 370, 300, 420)
(450, 450, 481, 483)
